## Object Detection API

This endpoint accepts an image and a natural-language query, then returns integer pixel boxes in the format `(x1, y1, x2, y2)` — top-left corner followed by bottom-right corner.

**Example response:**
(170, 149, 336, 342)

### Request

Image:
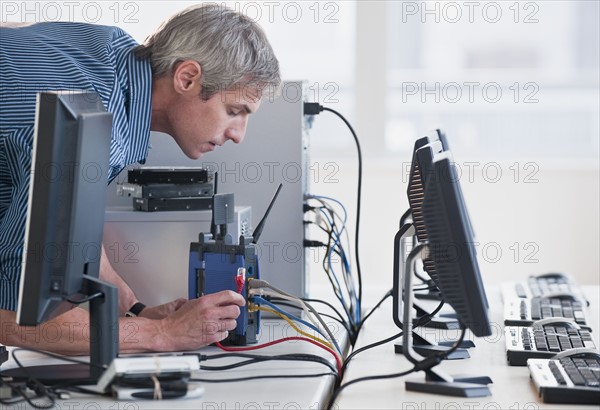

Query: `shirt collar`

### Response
(125, 51, 153, 165)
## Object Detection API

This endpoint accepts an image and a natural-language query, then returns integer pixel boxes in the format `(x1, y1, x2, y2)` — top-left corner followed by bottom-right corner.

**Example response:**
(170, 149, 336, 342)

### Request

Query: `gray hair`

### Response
(134, 4, 281, 99)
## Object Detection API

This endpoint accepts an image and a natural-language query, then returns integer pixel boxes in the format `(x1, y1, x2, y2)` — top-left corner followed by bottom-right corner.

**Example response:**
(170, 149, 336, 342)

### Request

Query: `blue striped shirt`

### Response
(0, 22, 152, 311)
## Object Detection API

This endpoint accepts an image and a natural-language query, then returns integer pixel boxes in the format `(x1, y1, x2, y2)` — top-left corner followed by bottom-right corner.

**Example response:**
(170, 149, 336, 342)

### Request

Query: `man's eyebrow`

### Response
(236, 104, 254, 114)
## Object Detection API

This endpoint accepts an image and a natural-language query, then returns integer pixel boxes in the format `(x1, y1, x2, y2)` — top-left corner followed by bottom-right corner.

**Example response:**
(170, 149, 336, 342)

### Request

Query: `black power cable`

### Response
(305, 102, 364, 337)
(340, 299, 445, 375)
(327, 366, 417, 410)
(191, 373, 336, 384)
(197, 352, 337, 375)
(354, 289, 392, 337)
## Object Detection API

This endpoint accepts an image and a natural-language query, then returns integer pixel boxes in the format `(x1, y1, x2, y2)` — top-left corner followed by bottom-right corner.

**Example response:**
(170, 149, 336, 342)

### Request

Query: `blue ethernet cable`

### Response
(251, 296, 343, 355)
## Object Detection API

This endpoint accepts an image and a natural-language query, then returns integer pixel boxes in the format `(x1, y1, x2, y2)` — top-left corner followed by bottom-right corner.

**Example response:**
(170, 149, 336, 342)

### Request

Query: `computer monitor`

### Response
(1, 91, 118, 384)
(394, 133, 476, 357)
(402, 130, 445, 223)
(405, 130, 479, 304)
(421, 152, 491, 337)
(407, 141, 444, 286)
(396, 151, 492, 397)
(406, 136, 444, 242)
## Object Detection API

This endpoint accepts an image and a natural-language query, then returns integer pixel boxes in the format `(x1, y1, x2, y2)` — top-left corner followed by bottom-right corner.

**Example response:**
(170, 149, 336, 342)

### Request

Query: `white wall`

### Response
(307, 156, 600, 304)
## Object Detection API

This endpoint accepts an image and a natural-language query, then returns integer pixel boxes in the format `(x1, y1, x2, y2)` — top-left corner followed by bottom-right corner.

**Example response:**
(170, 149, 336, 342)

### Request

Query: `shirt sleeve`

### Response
(0, 23, 152, 311)
(0, 129, 34, 311)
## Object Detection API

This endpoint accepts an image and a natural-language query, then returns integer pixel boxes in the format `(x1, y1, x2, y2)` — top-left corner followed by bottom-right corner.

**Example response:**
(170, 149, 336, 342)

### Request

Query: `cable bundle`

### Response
(213, 278, 344, 375)
(304, 194, 362, 343)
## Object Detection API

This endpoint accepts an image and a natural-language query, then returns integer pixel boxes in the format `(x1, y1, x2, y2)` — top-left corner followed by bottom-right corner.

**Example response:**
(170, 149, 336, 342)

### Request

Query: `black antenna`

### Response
(252, 183, 283, 244)
(210, 172, 218, 238)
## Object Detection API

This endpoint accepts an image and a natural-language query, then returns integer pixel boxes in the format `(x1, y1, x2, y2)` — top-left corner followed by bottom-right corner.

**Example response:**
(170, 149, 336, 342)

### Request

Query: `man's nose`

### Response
(227, 118, 248, 144)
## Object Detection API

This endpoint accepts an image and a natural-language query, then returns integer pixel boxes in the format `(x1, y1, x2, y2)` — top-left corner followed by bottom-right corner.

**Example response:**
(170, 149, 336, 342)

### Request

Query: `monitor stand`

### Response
(414, 287, 443, 301)
(400, 244, 492, 397)
(392, 224, 471, 359)
(394, 338, 471, 359)
(409, 302, 475, 349)
(412, 300, 460, 330)
(1, 276, 118, 386)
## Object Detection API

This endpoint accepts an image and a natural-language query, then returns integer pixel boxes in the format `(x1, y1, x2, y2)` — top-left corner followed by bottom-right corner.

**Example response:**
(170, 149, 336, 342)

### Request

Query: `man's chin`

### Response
(190, 152, 204, 160)
(186, 146, 213, 159)
(195, 144, 217, 158)
(181, 150, 203, 160)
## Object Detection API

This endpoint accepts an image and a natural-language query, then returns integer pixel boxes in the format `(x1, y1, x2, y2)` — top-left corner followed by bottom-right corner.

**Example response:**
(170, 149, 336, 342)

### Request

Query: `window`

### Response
(383, 0, 599, 162)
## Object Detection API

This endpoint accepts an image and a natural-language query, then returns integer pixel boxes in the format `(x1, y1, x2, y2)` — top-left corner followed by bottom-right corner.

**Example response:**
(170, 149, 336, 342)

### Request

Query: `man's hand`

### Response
(156, 290, 246, 351)
(138, 298, 187, 319)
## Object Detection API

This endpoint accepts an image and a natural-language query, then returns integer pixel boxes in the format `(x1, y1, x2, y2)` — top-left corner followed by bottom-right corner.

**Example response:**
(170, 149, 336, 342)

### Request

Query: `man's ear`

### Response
(172, 60, 202, 94)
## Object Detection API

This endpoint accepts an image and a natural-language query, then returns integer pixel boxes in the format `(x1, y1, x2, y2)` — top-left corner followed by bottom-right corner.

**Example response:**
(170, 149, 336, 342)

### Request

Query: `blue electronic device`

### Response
(188, 184, 282, 345)
(188, 230, 260, 345)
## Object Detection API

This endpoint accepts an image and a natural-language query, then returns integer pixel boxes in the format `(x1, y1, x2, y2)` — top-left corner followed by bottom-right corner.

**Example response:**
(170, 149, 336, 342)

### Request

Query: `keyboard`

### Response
(504, 296, 589, 327)
(505, 320, 597, 366)
(528, 354, 600, 404)
(501, 274, 588, 304)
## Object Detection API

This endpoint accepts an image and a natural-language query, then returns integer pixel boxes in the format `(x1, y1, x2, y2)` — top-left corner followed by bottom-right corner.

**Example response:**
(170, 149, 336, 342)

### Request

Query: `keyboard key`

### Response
(567, 371, 587, 386)
(515, 283, 527, 298)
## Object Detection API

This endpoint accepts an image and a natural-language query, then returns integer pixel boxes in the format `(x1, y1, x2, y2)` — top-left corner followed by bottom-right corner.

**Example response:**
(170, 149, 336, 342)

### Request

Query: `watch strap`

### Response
(125, 302, 146, 317)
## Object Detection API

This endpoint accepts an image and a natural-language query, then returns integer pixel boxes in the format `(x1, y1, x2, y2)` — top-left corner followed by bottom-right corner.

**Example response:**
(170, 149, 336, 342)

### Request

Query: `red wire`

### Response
(215, 337, 342, 375)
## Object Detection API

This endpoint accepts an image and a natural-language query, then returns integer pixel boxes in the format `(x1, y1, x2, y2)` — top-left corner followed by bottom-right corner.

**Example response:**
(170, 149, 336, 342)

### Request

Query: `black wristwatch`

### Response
(125, 302, 146, 317)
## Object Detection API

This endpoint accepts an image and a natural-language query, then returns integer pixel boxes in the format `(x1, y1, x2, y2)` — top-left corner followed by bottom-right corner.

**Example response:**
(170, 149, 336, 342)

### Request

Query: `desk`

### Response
(3, 287, 598, 409)
(1, 318, 345, 409)
(333, 286, 600, 410)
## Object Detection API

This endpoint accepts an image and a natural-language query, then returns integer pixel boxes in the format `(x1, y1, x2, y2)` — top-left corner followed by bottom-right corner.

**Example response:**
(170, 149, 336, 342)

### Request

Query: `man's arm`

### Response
(0, 307, 158, 355)
(100, 244, 137, 316)
(0, 290, 245, 354)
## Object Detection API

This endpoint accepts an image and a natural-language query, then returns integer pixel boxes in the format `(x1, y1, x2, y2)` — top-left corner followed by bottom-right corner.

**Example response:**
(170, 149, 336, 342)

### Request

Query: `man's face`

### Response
(167, 87, 262, 159)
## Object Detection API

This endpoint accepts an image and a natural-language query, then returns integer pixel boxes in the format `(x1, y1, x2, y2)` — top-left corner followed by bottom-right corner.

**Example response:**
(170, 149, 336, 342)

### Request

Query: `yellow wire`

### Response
(253, 305, 337, 354)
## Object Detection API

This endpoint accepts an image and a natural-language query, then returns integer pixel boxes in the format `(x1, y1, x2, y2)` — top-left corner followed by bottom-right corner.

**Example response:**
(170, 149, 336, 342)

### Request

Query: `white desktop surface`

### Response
(333, 285, 600, 409)
(1, 318, 344, 409)
(3, 287, 598, 409)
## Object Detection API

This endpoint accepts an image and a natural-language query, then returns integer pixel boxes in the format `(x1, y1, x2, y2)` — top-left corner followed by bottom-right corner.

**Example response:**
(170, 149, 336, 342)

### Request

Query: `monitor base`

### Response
(394, 342, 470, 360)
(406, 379, 491, 397)
(1, 363, 96, 386)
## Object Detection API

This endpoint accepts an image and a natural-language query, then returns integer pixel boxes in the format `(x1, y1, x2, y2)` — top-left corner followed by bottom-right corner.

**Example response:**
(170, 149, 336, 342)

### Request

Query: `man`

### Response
(0, 4, 281, 354)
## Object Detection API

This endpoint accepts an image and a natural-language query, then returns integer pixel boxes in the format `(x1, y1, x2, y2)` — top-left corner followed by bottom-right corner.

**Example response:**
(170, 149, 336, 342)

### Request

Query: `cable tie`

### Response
(151, 374, 162, 400)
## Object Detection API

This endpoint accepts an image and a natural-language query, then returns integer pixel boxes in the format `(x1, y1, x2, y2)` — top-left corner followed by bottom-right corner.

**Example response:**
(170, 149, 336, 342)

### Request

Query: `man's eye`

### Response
(228, 109, 240, 116)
